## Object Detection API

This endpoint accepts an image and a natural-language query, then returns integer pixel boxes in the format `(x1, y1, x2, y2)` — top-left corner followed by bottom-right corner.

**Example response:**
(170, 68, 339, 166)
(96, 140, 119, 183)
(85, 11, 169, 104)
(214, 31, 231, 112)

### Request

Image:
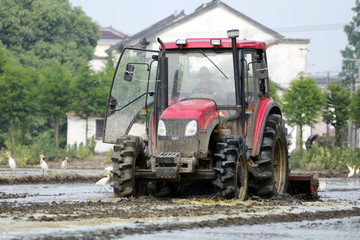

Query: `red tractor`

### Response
(103, 29, 317, 199)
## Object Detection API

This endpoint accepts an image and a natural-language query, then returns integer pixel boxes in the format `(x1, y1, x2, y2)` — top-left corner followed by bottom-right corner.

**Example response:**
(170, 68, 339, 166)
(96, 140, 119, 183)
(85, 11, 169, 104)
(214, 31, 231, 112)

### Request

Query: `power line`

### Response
(272, 23, 346, 33)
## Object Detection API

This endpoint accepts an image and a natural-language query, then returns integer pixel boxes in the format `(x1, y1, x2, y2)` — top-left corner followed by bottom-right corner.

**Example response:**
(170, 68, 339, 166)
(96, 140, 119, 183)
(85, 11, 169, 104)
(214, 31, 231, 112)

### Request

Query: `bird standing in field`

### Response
(6, 152, 16, 173)
(95, 172, 111, 192)
(40, 154, 48, 175)
(318, 179, 327, 191)
(61, 157, 68, 170)
(346, 164, 356, 178)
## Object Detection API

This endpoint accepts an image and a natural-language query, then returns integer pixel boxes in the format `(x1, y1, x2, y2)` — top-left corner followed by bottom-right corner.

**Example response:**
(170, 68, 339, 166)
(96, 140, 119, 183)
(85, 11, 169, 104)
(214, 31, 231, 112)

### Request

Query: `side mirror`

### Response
(256, 62, 268, 80)
(124, 64, 134, 81)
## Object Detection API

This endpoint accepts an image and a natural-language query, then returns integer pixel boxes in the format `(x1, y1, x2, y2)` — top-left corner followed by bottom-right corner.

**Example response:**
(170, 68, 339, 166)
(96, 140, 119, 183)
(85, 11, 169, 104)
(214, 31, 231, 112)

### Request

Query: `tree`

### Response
(0, 0, 99, 72)
(323, 83, 351, 147)
(71, 63, 109, 146)
(340, 0, 360, 86)
(0, 61, 38, 145)
(38, 61, 73, 148)
(282, 76, 323, 150)
(269, 79, 281, 104)
(351, 88, 360, 128)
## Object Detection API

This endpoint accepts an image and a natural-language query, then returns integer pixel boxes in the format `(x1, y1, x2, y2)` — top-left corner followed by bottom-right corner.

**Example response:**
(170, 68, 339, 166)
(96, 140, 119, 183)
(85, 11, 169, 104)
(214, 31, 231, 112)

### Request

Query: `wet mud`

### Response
(0, 173, 104, 185)
(0, 194, 359, 239)
(1, 177, 359, 239)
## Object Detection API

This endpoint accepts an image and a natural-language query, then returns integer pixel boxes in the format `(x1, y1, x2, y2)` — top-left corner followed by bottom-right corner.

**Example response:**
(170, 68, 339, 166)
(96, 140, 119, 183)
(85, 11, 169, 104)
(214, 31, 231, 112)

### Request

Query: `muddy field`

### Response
(0, 170, 360, 239)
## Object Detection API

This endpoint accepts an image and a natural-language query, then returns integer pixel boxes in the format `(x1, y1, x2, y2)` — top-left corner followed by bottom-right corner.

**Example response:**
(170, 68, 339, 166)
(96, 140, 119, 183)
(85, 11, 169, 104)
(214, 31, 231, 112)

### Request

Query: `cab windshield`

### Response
(167, 49, 235, 106)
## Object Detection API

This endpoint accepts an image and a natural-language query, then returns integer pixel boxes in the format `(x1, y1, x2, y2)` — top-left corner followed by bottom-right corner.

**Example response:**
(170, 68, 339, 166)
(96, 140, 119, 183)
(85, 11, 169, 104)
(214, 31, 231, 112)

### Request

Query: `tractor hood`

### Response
(160, 99, 218, 130)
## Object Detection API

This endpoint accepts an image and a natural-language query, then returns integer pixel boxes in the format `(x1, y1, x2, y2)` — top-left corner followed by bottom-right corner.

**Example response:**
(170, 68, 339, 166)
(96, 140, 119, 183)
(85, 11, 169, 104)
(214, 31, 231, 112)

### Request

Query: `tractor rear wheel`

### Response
(111, 136, 146, 197)
(249, 114, 288, 197)
(213, 136, 248, 200)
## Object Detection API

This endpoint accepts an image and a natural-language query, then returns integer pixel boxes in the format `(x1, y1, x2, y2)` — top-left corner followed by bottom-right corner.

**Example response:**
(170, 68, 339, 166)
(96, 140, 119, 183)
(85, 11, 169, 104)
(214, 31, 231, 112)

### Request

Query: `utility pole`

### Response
(355, 60, 360, 148)
(326, 71, 329, 136)
(348, 85, 353, 148)
(348, 59, 360, 149)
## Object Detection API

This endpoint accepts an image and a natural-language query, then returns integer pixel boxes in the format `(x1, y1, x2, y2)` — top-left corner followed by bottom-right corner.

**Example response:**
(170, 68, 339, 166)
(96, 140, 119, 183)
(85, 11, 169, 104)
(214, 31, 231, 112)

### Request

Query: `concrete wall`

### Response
(67, 115, 113, 153)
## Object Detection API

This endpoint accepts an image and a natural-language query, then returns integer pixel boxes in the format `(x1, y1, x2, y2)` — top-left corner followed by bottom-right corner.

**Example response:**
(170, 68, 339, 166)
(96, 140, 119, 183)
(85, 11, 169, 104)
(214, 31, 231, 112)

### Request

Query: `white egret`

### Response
(95, 172, 111, 192)
(318, 179, 327, 191)
(6, 152, 16, 173)
(40, 154, 48, 175)
(346, 164, 356, 178)
(61, 157, 68, 170)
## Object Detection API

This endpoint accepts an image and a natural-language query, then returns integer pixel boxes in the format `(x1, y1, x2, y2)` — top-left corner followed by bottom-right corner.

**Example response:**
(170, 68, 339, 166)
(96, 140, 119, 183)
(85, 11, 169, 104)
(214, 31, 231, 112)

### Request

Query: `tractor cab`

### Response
(104, 38, 270, 156)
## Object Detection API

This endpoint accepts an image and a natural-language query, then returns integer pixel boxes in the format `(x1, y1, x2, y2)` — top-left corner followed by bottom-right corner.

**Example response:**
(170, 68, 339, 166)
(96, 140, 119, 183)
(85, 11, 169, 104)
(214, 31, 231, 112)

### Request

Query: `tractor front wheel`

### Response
(111, 136, 145, 197)
(213, 136, 248, 200)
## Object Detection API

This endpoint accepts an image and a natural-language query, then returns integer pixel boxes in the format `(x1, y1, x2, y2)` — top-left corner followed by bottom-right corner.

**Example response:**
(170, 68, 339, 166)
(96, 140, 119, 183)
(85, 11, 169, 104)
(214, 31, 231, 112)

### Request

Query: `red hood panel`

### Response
(160, 99, 218, 130)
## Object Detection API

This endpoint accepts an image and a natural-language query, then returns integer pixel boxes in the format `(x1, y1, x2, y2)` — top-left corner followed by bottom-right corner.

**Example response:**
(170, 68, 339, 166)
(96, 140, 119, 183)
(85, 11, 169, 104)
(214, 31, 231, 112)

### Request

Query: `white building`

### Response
(66, 112, 111, 153)
(111, 0, 309, 90)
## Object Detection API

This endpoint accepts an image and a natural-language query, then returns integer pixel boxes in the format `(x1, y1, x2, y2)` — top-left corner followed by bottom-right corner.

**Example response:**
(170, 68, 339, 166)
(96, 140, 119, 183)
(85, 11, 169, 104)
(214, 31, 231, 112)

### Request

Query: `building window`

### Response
(96, 119, 104, 140)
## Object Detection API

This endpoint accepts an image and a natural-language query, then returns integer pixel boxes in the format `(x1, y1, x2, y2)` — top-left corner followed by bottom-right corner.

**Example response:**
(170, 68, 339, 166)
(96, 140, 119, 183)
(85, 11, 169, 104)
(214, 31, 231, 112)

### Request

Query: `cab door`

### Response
(243, 49, 268, 150)
(103, 48, 158, 143)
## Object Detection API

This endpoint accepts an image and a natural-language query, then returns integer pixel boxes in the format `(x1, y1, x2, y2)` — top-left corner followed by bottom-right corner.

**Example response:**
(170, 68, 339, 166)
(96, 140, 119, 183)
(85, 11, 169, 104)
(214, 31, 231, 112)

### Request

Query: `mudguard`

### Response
(251, 97, 281, 156)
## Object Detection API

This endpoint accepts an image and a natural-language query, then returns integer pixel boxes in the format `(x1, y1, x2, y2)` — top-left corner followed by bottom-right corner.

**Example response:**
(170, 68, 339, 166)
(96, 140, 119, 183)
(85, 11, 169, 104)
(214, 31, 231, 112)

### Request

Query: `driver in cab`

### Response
(193, 66, 227, 104)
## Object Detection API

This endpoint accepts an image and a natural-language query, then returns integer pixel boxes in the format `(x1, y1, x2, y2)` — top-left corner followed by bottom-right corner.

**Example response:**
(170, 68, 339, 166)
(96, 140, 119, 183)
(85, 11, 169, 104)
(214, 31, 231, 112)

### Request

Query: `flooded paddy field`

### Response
(0, 171, 359, 239)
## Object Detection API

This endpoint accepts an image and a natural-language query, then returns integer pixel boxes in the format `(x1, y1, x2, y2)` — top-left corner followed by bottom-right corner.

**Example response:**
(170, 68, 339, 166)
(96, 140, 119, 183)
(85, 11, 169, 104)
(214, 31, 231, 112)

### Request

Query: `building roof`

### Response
(110, 0, 293, 52)
(267, 37, 310, 47)
(99, 26, 127, 40)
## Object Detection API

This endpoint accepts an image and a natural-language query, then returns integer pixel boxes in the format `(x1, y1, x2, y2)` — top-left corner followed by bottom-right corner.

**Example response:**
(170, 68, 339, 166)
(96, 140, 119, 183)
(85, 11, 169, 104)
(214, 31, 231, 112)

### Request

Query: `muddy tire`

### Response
(249, 114, 288, 197)
(213, 136, 249, 200)
(111, 136, 145, 197)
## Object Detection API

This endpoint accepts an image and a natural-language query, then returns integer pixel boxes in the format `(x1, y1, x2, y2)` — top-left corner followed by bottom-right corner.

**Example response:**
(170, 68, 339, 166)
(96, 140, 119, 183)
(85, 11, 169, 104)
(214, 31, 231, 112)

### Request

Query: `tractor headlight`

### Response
(158, 120, 166, 136)
(185, 120, 198, 136)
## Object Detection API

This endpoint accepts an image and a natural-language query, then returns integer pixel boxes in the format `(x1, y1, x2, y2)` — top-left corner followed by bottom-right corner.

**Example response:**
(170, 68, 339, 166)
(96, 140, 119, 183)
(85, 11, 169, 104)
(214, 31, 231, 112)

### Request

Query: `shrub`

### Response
(4, 139, 32, 165)
(289, 146, 360, 171)
(64, 144, 77, 159)
(105, 148, 114, 163)
(289, 150, 301, 169)
(76, 142, 93, 160)
(29, 135, 62, 163)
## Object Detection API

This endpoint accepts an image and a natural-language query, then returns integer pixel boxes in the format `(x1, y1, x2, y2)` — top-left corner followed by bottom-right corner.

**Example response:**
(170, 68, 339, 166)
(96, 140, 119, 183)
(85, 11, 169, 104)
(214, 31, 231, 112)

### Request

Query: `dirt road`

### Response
(1, 176, 360, 239)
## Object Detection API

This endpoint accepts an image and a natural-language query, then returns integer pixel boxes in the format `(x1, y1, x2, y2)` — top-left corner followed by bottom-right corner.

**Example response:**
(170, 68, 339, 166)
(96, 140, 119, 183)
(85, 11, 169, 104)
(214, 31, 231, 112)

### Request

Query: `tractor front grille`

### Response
(157, 119, 199, 157)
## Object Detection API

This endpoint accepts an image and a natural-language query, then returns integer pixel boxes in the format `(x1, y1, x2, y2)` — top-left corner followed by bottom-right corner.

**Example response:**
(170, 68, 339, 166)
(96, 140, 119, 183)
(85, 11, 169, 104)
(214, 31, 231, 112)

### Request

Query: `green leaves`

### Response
(282, 76, 323, 149)
(282, 76, 323, 128)
(0, 0, 100, 72)
(340, 0, 360, 86)
(351, 88, 360, 127)
(323, 83, 350, 146)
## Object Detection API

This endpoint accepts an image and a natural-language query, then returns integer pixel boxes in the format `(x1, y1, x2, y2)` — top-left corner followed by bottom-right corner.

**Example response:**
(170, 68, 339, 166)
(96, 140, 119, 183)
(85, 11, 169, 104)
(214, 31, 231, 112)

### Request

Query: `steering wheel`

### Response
(191, 87, 216, 95)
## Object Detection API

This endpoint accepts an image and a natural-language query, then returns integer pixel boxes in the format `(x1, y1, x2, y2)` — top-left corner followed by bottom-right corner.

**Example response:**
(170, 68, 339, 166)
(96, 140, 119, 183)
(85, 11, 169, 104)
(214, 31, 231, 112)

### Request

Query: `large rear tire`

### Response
(213, 136, 248, 200)
(249, 114, 288, 197)
(111, 136, 145, 197)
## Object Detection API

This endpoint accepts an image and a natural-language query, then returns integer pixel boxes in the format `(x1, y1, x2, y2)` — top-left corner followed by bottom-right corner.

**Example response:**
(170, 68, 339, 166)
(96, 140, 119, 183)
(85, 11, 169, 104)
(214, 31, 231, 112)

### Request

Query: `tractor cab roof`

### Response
(162, 38, 267, 50)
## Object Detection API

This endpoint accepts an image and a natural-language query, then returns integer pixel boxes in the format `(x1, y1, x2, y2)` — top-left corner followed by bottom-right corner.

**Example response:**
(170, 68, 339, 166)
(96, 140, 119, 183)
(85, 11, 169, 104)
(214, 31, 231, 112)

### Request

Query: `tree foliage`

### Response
(38, 61, 73, 148)
(351, 87, 360, 128)
(340, 0, 360, 86)
(0, 51, 38, 145)
(282, 76, 323, 149)
(269, 79, 281, 104)
(323, 83, 351, 147)
(0, 0, 100, 72)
